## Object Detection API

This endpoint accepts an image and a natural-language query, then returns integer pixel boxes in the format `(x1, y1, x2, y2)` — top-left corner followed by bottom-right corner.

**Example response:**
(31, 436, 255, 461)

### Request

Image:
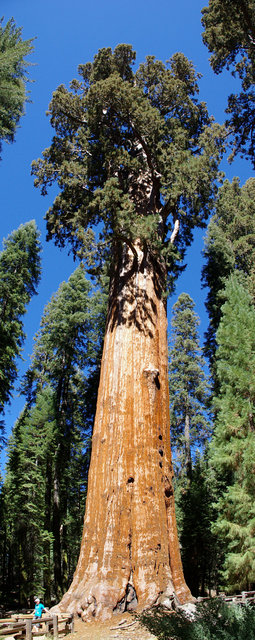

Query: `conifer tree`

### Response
(0, 474, 5, 602)
(169, 293, 210, 478)
(0, 17, 34, 155)
(210, 275, 255, 591)
(32, 45, 224, 619)
(3, 385, 91, 606)
(201, 0, 255, 166)
(0, 221, 41, 417)
(202, 177, 255, 372)
(4, 399, 55, 605)
(15, 266, 105, 602)
(169, 294, 214, 597)
(25, 265, 105, 404)
(175, 455, 221, 597)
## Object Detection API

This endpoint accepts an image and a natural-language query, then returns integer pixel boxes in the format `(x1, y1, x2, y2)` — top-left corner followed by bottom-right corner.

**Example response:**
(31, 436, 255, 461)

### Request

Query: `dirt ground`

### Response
(69, 613, 157, 640)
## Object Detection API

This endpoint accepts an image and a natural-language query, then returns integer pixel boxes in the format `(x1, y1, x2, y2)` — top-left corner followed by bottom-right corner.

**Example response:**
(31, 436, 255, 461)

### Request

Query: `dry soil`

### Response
(69, 612, 157, 640)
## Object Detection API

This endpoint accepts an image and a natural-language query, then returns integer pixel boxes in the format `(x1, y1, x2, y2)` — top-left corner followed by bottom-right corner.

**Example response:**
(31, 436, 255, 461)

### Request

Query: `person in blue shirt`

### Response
(33, 597, 46, 630)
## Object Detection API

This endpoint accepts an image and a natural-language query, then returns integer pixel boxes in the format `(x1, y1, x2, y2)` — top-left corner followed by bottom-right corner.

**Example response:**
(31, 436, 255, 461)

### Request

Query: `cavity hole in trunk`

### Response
(127, 477, 134, 483)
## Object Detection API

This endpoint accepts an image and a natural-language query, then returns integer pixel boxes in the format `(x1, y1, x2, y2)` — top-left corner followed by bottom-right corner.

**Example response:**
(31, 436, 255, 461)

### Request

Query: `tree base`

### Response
(52, 578, 194, 622)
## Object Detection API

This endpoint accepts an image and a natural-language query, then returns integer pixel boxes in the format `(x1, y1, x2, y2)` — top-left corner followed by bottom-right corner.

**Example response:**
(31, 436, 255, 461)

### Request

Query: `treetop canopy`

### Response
(201, 0, 255, 166)
(201, 0, 255, 85)
(32, 44, 225, 292)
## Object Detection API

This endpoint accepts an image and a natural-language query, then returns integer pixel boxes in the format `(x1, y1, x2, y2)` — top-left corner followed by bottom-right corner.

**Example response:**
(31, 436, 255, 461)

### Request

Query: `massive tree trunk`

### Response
(56, 241, 192, 620)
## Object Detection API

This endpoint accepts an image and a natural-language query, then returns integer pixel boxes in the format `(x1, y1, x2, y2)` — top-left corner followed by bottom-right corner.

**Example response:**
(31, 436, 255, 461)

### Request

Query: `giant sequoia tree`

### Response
(32, 45, 224, 620)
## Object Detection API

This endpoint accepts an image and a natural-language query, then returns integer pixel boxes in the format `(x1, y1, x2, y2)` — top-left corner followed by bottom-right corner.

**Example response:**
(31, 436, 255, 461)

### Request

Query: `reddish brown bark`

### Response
(57, 242, 192, 620)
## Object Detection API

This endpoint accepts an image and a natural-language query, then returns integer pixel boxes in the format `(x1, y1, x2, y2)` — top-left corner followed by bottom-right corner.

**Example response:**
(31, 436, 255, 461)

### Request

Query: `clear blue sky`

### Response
(0, 0, 253, 470)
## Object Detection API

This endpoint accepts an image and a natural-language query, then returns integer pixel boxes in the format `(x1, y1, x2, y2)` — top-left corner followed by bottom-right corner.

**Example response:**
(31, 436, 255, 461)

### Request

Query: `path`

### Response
(70, 613, 157, 640)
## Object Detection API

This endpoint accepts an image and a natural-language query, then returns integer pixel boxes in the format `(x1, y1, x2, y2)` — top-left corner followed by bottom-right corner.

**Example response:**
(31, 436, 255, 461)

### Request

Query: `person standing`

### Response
(33, 597, 46, 630)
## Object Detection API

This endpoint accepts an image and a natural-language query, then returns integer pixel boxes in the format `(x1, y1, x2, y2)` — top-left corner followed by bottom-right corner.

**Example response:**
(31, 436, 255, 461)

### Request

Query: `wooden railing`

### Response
(0, 613, 74, 640)
(197, 590, 255, 605)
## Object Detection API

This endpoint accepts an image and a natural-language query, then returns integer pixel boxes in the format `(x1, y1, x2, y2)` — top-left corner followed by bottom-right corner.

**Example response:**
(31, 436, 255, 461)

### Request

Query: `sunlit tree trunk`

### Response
(57, 241, 192, 620)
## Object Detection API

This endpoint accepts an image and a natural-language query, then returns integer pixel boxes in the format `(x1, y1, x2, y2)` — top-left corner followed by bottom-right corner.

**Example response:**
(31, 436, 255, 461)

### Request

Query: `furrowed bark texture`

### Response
(57, 242, 192, 620)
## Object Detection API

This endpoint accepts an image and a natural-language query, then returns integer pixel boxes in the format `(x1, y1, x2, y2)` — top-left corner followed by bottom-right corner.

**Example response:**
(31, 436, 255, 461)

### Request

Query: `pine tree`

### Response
(0, 17, 34, 155)
(0, 221, 41, 416)
(0, 473, 6, 602)
(175, 454, 221, 597)
(201, 0, 255, 166)
(16, 266, 105, 602)
(4, 398, 55, 605)
(2, 266, 105, 605)
(169, 293, 211, 478)
(3, 383, 92, 606)
(169, 294, 215, 597)
(202, 177, 255, 373)
(210, 274, 255, 591)
(32, 44, 224, 619)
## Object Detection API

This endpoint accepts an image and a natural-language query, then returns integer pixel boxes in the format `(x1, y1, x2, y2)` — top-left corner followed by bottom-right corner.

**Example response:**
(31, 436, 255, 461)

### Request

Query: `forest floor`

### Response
(69, 612, 157, 640)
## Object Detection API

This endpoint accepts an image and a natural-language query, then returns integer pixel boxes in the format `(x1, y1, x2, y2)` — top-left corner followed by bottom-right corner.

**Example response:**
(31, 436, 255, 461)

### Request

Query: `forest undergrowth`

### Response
(139, 599, 255, 640)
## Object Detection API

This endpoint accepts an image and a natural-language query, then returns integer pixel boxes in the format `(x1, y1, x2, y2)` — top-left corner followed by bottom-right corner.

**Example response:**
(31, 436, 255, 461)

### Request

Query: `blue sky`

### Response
(0, 0, 253, 470)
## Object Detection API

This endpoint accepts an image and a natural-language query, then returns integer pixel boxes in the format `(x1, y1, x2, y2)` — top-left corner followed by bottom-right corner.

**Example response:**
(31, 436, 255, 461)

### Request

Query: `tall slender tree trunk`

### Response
(44, 455, 52, 603)
(184, 412, 192, 479)
(53, 376, 70, 598)
(53, 472, 62, 598)
(57, 241, 192, 620)
(1, 524, 7, 596)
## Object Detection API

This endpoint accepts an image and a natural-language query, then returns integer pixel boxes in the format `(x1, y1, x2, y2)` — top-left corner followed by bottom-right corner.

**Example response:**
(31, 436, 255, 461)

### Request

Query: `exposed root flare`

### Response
(156, 591, 180, 610)
(75, 595, 98, 622)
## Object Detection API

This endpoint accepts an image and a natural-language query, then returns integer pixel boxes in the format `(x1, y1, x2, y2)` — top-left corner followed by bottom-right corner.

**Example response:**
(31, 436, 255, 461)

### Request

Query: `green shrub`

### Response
(139, 599, 255, 640)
